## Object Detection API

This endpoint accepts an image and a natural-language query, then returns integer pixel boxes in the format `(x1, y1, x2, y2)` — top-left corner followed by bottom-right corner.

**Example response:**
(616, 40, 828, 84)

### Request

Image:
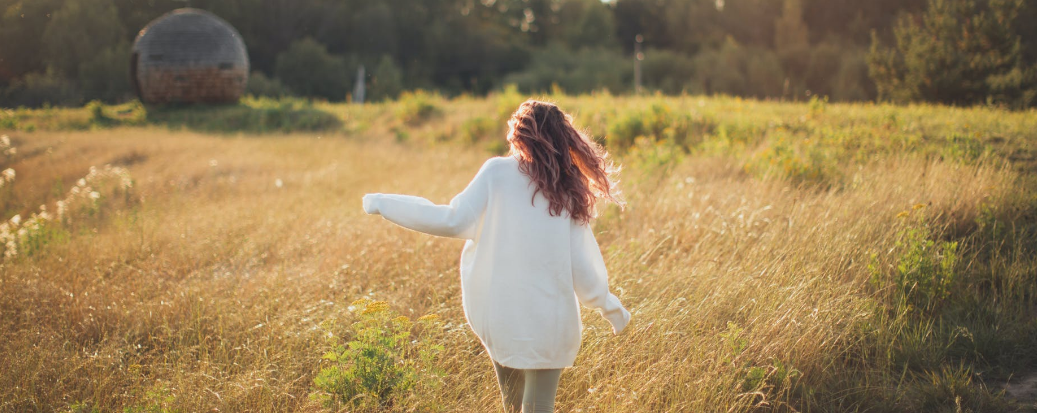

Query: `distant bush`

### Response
(504, 44, 630, 94)
(690, 38, 786, 98)
(147, 97, 342, 133)
(367, 55, 404, 102)
(744, 126, 841, 187)
(459, 116, 499, 144)
(395, 90, 441, 125)
(275, 38, 351, 101)
(606, 101, 716, 152)
(246, 72, 293, 98)
(642, 49, 697, 94)
(492, 84, 526, 123)
(1, 70, 81, 108)
(77, 42, 133, 104)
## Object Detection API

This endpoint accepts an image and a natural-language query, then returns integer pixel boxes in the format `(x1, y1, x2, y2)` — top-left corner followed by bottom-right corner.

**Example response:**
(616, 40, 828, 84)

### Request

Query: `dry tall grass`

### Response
(0, 97, 1035, 412)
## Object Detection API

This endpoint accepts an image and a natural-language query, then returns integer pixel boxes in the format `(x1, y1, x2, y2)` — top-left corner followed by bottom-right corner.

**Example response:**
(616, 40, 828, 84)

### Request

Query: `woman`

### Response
(362, 100, 630, 412)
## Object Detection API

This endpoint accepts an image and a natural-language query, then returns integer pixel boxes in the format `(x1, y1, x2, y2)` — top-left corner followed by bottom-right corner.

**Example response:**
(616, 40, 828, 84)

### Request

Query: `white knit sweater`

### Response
(362, 155, 630, 369)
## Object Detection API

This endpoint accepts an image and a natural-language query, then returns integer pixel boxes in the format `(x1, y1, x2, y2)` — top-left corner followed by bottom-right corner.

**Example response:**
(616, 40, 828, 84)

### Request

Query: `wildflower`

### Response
(350, 298, 371, 308)
(209, 159, 218, 167)
(361, 301, 389, 315)
(417, 314, 441, 323)
(89, 191, 100, 200)
(4, 240, 15, 259)
(9, 215, 20, 226)
(77, 178, 86, 187)
(120, 174, 133, 189)
(56, 201, 66, 218)
(275, 178, 284, 188)
(896, 211, 910, 219)
(912, 203, 926, 210)
(393, 316, 411, 324)
(0, 135, 8, 146)
(2, 168, 13, 180)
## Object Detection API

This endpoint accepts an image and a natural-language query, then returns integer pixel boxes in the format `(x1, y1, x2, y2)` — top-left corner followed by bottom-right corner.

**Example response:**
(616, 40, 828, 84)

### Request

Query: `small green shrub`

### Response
(606, 102, 714, 152)
(870, 205, 959, 312)
(459, 116, 500, 144)
(942, 132, 988, 163)
(493, 84, 527, 122)
(145, 97, 342, 134)
(718, 322, 802, 397)
(123, 382, 176, 413)
(395, 90, 441, 125)
(246, 71, 293, 98)
(86, 100, 111, 126)
(311, 298, 444, 412)
(744, 128, 840, 187)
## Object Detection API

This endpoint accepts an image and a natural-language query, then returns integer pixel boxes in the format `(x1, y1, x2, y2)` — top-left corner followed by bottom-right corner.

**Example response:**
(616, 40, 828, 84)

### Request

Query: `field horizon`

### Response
(2, 93, 1036, 412)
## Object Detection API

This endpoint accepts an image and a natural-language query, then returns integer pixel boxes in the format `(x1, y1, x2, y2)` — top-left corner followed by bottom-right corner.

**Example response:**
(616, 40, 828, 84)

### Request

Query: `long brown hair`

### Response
(506, 100, 624, 224)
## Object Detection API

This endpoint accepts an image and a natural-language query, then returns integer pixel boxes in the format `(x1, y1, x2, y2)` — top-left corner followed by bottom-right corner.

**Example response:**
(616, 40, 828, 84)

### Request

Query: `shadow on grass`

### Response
(144, 97, 343, 134)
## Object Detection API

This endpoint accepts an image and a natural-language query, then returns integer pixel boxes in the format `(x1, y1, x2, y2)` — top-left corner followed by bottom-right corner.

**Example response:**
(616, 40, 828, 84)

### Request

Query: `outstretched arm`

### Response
(362, 159, 494, 240)
(571, 220, 631, 334)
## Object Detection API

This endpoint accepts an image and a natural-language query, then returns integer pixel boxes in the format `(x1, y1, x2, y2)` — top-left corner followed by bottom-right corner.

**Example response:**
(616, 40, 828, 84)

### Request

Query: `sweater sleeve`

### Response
(362, 158, 494, 240)
(571, 220, 631, 334)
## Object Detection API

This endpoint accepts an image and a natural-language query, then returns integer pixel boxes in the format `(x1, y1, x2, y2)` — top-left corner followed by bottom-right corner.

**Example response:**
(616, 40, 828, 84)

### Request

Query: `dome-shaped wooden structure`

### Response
(131, 8, 249, 104)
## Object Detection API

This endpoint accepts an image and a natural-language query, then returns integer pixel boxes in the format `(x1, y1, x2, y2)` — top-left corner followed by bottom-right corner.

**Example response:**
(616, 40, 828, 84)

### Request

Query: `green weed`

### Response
(310, 298, 444, 412)
(395, 90, 441, 125)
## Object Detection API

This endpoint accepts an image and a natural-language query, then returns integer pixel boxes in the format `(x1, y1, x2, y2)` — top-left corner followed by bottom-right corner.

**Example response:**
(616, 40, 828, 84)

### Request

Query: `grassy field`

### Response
(1, 93, 1036, 412)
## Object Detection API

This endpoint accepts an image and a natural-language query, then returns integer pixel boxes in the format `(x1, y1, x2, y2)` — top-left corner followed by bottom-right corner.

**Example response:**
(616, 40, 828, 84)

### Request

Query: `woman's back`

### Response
(365, 154, 627, 369)
(363, 99, 629, 412)
(462, 155, 582, 369)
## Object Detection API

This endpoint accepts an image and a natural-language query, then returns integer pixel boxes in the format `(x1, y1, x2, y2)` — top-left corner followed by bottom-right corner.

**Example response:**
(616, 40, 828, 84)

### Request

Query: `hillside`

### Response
(1, 94, 1036, 412)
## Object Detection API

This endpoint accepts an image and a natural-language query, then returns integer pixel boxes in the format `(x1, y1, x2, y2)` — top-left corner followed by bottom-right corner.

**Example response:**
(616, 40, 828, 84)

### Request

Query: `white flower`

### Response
(2, 168, 14, 180)
(209, 159, 218, 167)
(0, 135, 9, 146)
(89, 191, 100, 200)
(39, 204, 46, 212)
(4, 240, 16, 258)
(9, 215, 20, 226)
(275, 179, 283, 188)
(56, 201, 66, 217)
(77, 178, 86, 187)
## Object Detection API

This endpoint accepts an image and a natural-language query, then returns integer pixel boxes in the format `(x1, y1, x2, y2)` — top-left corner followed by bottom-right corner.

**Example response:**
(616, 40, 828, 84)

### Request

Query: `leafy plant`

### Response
(311, 298, 444, 412)
(870, 205, 959, 312)
(395, 90, 441, 125)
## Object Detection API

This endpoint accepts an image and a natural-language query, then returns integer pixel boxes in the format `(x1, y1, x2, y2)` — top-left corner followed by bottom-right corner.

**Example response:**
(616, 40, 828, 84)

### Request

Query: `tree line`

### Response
(0, 0, 1034, 108)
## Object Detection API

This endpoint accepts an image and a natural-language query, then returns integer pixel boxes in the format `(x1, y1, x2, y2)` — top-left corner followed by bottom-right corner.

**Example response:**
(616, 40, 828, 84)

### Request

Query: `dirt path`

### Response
(1004, 371, 1037, 411)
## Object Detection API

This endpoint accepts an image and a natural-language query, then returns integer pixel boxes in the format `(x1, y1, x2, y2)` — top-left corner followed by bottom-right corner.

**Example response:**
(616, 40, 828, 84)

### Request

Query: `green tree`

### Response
(78, 42, 132, 103)
(868, 0, 1036, 108)
(41, 0, 126, 78)
(560, 0, 618, 50)
(368, 55, 403, 101)
(775, 0, 809, 53)
(275, 38, 350, 101)
(0, 0, 66, 82)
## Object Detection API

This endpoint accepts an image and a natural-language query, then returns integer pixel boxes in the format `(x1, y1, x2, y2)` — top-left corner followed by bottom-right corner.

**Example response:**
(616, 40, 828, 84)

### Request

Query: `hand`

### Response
(362, 194, 380, 215)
